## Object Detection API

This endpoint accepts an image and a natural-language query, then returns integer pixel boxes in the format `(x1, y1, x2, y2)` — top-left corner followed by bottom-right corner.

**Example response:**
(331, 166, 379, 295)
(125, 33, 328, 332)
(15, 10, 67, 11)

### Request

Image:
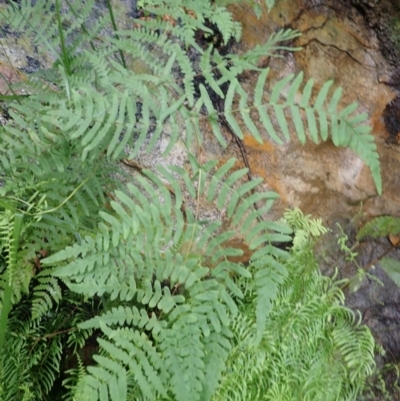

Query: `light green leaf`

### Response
(314, 80, 334, 109)
(381, 257, 400, 288)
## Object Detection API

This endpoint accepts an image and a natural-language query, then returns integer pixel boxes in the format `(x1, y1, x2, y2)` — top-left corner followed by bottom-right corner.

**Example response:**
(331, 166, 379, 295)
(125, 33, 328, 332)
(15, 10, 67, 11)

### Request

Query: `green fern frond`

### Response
(357, 215, 400, 240)
(249, 253, 288, 343)
(221, 70, 382, 194)
(62, 354, 86, 401)
(0, 0, 108, 69)
(138, 0, 241, 46)
(226, 28, 301, 77)
(281, 208, 328, 250)
(1, 0, 60, 57)
(159, 157, 292, 343)
(208, 6, 241, 44)
(0, 211, 23, 286)
(83, 347, 129, 401)
(31, 272, 62, 320)
(0, 212, 25, 353)
(0, 299, 64, 400)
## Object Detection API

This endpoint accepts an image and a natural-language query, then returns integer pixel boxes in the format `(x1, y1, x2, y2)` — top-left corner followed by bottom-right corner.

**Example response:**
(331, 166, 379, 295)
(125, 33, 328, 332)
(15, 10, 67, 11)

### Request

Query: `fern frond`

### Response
(220, 70, 382, 194)
(0, 211, 26, 353)
(137, 0, 241, 47)
(281, 208, 328, 250)
(208, 6, 241, 44)
(0, 299, 64, 400)
(62, 353, 86, 401)
(226, 28, 301, 77)
(0, 0, 59, 57)
(249, 253, 288, 343)
(357, 215, 400, 240)
(0, 0, 107, 69)
(117, 30, 196, 107)
(31, 271, 62, 320)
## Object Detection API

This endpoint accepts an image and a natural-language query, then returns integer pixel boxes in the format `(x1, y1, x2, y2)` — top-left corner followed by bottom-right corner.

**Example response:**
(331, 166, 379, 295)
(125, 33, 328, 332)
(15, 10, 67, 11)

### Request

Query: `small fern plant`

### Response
(214, 209, 375, 401)
(0, 0, 381, 400)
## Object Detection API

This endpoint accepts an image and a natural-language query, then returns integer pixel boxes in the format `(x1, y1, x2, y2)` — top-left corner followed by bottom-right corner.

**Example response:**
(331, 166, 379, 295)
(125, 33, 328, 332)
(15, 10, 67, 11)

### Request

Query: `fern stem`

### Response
(0, 213, 24, 353)
(105, 0, 127, 69)
(0, 280, 12, 353)
(7, 173, 93, 217)
(185, 169, 202, 262)
(55, 0, 71, 76)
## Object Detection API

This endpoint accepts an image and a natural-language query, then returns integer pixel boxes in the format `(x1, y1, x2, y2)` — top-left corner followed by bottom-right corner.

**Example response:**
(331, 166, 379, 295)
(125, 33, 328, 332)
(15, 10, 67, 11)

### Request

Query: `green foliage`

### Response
(0, 292, 95, 401)
(357, 216, 400, 289)
(379, 257, 400, 287)
(0, 0, 381, 400)
(0, 211, 24, 352)
(357, 216, 400, 240)
(389, 16, 400, 51)
(41, 158, 290, 401)
(214, 213, 375, 401)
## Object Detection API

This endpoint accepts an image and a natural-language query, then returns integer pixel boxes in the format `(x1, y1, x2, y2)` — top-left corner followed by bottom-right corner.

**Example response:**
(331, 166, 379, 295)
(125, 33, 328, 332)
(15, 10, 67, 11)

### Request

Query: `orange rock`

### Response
(0, 62, 26, 94)
(243, 133, 275, 152)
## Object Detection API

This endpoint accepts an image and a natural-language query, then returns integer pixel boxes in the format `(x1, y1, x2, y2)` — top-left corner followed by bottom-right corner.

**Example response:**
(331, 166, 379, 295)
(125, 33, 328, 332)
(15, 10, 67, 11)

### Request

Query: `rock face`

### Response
(350, 0, 400, 67)
(228, 0, 400, 226)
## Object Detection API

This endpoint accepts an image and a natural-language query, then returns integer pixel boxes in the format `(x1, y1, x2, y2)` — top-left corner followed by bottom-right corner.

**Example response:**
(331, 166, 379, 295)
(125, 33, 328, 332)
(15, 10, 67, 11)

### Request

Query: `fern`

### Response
(42, 157, 289, 400)
(357, 216, 400, 240)
(1, 0, 109, 73)
(281, 208, 328, 250)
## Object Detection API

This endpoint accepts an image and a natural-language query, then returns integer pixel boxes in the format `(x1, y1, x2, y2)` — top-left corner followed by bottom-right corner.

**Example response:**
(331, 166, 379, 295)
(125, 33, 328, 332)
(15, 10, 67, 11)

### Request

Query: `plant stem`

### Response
(0, 213, 24, 353)
(341, 244, 395, 291)
(0, 280, 13, 352)
(105, 0, 127, 69)
(55, 0, 71, 76)
(361, 245, 395, 273)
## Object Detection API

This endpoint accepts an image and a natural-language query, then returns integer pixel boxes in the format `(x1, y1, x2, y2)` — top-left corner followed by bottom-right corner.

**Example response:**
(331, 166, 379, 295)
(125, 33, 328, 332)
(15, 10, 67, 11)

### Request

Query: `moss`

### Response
(390, 18, 400, 48)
